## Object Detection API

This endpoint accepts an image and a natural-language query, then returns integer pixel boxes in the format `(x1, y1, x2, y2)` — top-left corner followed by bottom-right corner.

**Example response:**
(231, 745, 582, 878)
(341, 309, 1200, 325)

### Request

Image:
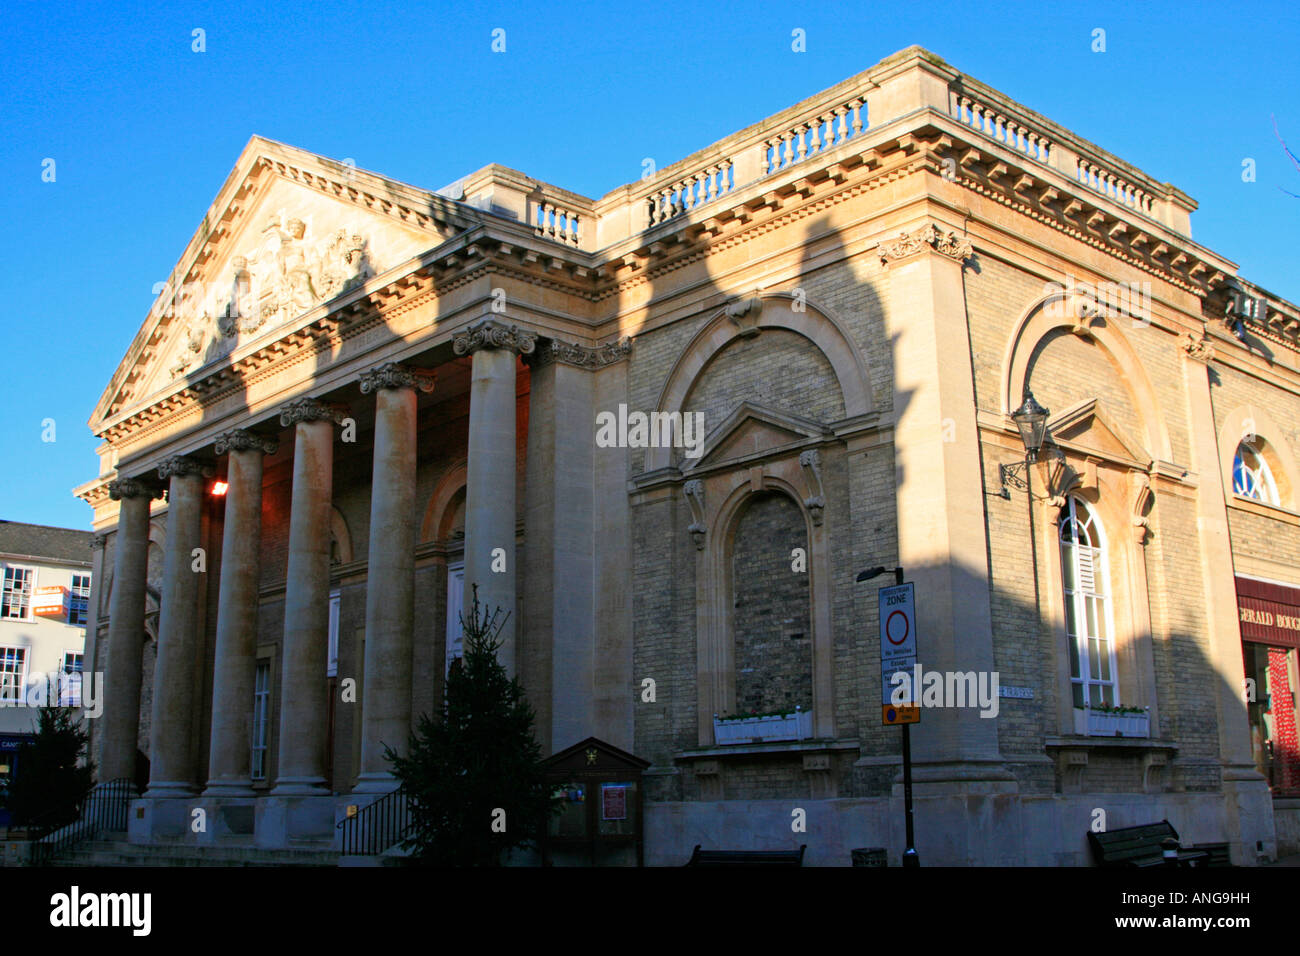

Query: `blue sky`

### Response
(2, 0, 1297, 530)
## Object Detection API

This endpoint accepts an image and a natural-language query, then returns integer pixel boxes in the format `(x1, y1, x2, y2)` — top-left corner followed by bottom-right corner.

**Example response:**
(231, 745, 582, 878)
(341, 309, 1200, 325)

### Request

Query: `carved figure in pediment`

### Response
(314, 229, 369, 298)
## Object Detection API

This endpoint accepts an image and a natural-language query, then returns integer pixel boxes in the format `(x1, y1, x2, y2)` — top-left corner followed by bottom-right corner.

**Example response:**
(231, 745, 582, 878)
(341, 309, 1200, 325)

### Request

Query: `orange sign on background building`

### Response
(32, 585, 69, 619)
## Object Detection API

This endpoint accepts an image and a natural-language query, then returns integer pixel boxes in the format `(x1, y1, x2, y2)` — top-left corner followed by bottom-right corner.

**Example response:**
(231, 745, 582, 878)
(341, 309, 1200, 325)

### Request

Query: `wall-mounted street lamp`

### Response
(856, 566, 903, 586)
(997, 390, 1063, 499)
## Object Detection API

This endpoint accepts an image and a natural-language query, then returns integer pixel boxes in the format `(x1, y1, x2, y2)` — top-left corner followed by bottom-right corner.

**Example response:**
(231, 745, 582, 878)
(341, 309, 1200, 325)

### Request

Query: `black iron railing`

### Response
(337, 786, 413, 857)
(31, 778, 133, 866)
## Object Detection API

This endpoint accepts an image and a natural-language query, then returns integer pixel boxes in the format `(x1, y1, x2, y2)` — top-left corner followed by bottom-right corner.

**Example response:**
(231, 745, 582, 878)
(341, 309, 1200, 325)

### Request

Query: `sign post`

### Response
(878, 569, 919, 868)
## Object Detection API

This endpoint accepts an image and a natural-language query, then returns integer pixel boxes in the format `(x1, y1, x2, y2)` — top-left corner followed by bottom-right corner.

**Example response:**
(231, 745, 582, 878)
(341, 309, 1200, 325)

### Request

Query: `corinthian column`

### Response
(204, 429, 278, 796)
(354, 363, 436, 792)
(453, 320, 536, 677)
(101, 476, 161, 787)
(146, 455, 212, 798)
(272, 398, 346, 795)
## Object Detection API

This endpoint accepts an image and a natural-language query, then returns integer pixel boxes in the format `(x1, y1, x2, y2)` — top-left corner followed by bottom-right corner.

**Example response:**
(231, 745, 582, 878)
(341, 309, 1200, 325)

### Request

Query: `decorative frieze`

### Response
(546, 337, 634, 369)
(878, 223, 973, 265)
(279, 397, 350, 427)
(214, 428, 279, 456)
(107, 476, 162, 501)
(452, 319, 538, 357)
(358, 362, 438, 394)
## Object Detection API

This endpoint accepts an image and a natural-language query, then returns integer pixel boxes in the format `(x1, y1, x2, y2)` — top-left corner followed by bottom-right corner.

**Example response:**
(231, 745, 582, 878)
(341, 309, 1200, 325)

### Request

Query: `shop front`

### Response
(1237, 576, 1300, 794)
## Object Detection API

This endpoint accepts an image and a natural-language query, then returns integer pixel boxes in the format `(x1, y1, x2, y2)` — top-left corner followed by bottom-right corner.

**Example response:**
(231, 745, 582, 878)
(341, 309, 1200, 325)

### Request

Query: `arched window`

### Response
(1060, 497, 1117, 709)
(1233, 441, 1280, 505)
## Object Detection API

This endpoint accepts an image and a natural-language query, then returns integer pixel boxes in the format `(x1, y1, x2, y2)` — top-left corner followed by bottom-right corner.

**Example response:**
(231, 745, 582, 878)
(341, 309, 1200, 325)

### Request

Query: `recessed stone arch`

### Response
(1002, 290, 1173, 463)
(329, 506, 353, 564)
(420, 461, 468, 544)
(647, 292, 872, 473)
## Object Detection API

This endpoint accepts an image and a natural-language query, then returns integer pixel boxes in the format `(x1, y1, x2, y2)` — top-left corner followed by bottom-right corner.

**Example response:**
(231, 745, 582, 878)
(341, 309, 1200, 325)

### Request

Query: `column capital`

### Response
(453, 319, 538, 357)
(214, 428, 279, 456)
(878, 223, 973, 266)
(540, 336, 634, 370)
(90, 534, 107, 550)
(108, 476, 163, 501)
(279, 397, 350, 427)
(1182, 330, 1216, 364)
(359, 362, 437, 394)
(157, 454, 214, 480)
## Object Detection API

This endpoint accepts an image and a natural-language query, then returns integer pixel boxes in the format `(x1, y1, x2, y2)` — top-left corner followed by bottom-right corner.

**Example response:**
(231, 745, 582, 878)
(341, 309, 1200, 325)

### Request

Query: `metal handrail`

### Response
(31, 778, 133, 866)
(337, 785, 413, 857)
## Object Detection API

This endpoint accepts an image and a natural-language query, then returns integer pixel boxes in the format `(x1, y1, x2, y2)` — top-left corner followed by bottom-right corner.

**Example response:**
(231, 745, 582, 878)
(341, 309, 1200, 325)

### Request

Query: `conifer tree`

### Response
(2, 706, 94, 830)
(386, 584, 558, 865)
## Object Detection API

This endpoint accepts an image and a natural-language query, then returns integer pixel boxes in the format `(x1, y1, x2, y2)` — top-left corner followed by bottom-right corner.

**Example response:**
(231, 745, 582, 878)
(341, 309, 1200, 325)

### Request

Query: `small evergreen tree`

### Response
(2, 706, 94, 830)
(386, 584, 559, 865)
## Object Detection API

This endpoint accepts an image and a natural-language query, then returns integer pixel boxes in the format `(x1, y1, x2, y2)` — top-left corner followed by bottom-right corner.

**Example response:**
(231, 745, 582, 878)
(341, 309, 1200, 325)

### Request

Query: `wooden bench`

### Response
(1088, 820, 1208, 868)
(685, 844, 807, 867)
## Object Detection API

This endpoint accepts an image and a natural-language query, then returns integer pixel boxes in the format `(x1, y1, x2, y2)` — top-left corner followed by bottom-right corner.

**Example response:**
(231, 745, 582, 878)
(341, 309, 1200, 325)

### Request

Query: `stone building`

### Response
(76, 46, 1300, 864)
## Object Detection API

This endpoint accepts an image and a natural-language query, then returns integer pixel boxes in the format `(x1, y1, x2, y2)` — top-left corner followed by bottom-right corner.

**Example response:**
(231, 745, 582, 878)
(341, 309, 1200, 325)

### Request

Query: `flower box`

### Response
(1074, 707, 1150, 738)
(713, 709, 813, 745)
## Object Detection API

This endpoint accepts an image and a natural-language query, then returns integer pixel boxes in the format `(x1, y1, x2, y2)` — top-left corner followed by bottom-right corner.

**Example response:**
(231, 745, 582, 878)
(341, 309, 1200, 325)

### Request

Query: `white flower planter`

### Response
(1074, 708, 1150, 738)
(713, 709, 813, 745)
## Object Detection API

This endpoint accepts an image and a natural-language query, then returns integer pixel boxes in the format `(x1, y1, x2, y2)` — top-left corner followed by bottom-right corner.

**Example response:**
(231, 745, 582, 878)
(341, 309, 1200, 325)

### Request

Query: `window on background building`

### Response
(327, 591, 340, 678)
(1, 567, 34, 620)
(1059, 497, 1118, 708)
(1233, 441, 1280, 506)
(0, 647, 26, 702)
(60, 652, 83, 707)
(251, 660, 270, 781)
(69, 573, 91, 626)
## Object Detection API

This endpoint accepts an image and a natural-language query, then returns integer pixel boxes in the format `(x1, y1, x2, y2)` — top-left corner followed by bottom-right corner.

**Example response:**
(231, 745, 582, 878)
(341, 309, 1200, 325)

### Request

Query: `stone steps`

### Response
(45, 839, 340, 867)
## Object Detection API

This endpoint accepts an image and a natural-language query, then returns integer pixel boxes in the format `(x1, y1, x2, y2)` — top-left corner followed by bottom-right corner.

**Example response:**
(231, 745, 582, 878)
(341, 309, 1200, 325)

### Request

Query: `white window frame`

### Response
(1, 565, 36, 621)
(1059, 497, 1120, 709)
(251, 658, 271, 781)
(445, 563, 465, 678)
(1233, 441, 1280, 506)
(327, 590, 341, 678)
(69, 573, 92, 627)
(0, 646, 27, 703)
(60, 651, 84, 707)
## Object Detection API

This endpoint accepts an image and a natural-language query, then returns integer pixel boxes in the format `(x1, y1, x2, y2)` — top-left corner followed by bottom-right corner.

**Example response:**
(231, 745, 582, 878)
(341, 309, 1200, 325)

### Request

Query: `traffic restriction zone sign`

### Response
(879, 582, 920, 725)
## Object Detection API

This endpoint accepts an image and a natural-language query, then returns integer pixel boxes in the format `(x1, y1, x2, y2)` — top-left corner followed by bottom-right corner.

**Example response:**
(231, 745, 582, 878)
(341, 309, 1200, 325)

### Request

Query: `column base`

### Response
(270, 776, 329, 796)
(351, 772, 402, 795)
(143, 781, 198, 799)
(202, 778, 257, 798)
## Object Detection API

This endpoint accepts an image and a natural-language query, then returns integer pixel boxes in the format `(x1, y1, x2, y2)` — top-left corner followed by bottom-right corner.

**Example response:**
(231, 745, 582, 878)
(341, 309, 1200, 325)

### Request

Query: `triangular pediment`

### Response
(1047, 398, 1150, 466)
(93, 136, 472, 428)
(684, 402, 830, 471)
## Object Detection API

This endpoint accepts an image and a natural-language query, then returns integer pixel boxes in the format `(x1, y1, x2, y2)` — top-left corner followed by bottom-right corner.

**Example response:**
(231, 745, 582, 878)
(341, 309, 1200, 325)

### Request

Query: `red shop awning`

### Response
(1237, 576, 1300, 648)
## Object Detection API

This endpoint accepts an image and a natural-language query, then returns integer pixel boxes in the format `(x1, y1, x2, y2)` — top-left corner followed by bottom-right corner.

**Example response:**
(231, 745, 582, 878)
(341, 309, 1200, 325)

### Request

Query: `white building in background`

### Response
(0, 521, 93, 799)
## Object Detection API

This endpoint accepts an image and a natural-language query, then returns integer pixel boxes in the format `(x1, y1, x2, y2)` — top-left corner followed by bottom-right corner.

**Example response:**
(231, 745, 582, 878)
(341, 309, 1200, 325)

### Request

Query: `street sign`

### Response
(879, 582, 920, 724)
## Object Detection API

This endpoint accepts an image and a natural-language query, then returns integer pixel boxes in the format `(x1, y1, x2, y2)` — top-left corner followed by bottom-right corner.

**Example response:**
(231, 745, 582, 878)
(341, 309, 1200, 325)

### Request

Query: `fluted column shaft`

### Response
(147, 457, 208, 797)
(355, 364, 433, 792)
(101, 480, 157, 786)
(455, 321, 536, 677)
(204, 431, 276, 795)
(273, 400, 341, 794)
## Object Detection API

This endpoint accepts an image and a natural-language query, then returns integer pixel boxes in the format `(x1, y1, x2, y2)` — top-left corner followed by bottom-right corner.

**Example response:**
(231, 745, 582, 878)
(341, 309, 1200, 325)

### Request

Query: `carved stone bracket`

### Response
(452, 319, 538, 357)
(798, 449, 826, 526)
(107, 476, 163, 501)
(359, 362, 438, 394)
(214, 428, 280, 457)
(157, 455, 214, 480)
(279, 397, 350, 427)
(724, 297, 763, 338)
(546, 337, 634, 369)
(878, 223, 973, 265)
(1182, 330, 1216, 363)
(683, 479, 707, 550)
(1056, 748, 1088, 794)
